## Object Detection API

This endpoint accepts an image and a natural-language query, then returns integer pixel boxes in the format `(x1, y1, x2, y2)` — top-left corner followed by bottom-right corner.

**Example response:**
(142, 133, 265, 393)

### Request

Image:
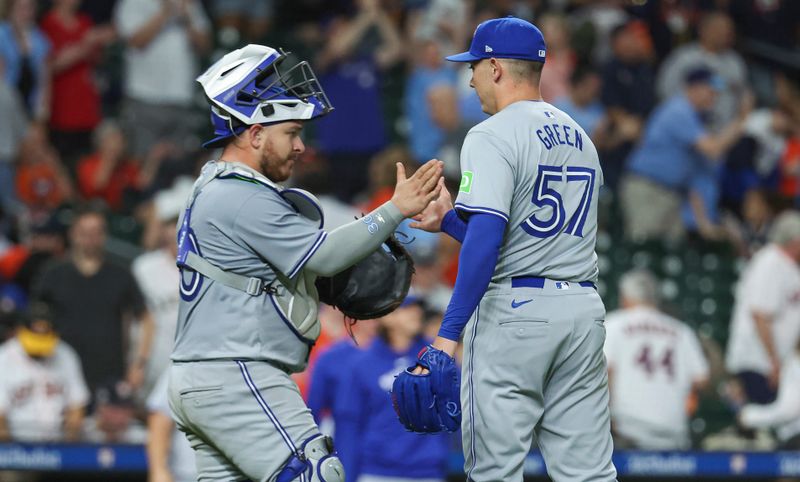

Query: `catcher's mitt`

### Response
(315, 234, 414, 320)
(391, 345, 461, 433)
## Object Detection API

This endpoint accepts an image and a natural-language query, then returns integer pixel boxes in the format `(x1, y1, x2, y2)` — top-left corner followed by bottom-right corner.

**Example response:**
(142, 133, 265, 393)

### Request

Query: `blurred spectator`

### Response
(35, 207, 155, 395)
(569, 1, 629, 64)
(146, 371, 196, 482)
(362, 146, 413, 211)
(313, 0, 403, 202)
(428, 83, 471, 181)
(720, 107, 792, 213)
(14, 124, 75, 216)
(40, 0, 114, 169)
(604, 270, 709, 450)
(553, 66, 605, 137)
(336, 298, 450, 482)
(728, 0, 800, 54)
(0, 303, 89, 442)
(114, 0, 211, 158)
(656, 12, 747, 129)
(405, 0, 468, 57)
(781, 124, 800, 205)
(0, 58, 29, 215)
(131, 199, 180, 396)
(10, 212, 67, 294)
(725, 211, 800, 405)
(739, 338, 800, 450)
(210, 0, 274, 45)
(0, 0, 51, 120)
(599, 20, 656, 190)
(538, 13, 575, 103)
(76, 120, 166, 213)
(308, 320, 377, 429)
(723, 189, 776, 259)
(404, 37, 457, 166)
(621, 67, 750, 242)
(83, 379, 146, 443)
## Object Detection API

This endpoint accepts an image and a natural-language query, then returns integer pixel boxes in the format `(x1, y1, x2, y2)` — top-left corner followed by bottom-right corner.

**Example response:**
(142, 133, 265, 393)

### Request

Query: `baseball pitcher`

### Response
(393, 17, 617, 482)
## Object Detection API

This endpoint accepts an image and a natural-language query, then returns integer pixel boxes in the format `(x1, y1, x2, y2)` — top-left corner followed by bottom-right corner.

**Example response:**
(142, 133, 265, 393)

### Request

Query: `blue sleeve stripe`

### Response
(454, 203, 509, 222)
(288, 230, 328, 278)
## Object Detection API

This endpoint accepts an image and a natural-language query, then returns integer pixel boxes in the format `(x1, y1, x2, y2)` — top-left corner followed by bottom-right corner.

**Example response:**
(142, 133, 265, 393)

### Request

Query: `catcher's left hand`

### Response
(391, 345, 461, 433)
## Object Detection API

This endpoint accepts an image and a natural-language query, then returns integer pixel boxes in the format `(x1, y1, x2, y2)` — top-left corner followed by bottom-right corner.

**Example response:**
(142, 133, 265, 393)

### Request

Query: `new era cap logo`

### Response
(485, 45, 493, 53)
(539, 49, 546, 57)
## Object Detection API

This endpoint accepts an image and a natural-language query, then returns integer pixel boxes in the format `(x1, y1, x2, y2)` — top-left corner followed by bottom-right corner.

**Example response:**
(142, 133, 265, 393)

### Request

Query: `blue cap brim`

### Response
(445, 51, 482, 62)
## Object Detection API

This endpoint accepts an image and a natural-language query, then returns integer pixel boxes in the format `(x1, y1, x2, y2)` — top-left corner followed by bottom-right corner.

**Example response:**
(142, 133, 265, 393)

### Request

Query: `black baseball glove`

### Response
(315, 234, 414, 320)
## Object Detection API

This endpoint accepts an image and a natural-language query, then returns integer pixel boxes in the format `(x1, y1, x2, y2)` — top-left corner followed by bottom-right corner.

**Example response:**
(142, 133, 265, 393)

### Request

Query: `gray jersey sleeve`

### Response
(305, 201, 404, 277)
(454, 130, 515, 222)
(233, 190, 326, 279)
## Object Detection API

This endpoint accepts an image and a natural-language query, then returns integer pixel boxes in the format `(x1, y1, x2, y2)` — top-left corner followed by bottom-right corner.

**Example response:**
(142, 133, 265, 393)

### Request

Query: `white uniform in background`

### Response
(604, 306, 709, 449)
(0, 338, 89, 441)
(132, 249, 180, 395)
(726, 244, 800, 376)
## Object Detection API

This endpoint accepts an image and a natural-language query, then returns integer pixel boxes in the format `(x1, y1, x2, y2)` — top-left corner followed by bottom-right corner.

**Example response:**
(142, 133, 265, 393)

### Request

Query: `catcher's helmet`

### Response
(197, 44, 333, 148)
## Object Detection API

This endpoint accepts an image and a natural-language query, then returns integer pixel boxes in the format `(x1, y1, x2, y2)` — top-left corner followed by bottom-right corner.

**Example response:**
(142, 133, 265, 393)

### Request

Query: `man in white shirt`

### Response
(726, 210, 800, 404)
(604, 270, 710, 450)
(132, 194, 182, 396)
(114, 0, 211, 157)
(0, 304, 89, 442)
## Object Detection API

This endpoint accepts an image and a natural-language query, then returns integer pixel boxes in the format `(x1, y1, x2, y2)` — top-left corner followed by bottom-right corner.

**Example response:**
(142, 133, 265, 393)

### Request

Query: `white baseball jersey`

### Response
(132, 248, 180, 391)
(148, 372, 196, 482)
(604, 306, 709, 448)
(454, 100, 602, 283)
(726, 244, 800, 375)
(0, 338, 89, 441)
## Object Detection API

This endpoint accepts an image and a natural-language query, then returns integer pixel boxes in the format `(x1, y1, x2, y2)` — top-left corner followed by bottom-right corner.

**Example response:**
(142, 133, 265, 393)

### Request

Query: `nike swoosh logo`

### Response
(511, 299, 533, 309)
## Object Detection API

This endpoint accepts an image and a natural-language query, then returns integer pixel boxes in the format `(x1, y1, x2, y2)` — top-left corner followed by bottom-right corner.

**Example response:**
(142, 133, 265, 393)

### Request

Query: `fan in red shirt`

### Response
(40, 0, 114, 167)
(77, 120, 164, 212)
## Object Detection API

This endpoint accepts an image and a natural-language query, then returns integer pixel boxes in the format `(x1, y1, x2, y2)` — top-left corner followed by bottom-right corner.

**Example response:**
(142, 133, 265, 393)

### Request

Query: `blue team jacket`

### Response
(335, 336, 451, 481)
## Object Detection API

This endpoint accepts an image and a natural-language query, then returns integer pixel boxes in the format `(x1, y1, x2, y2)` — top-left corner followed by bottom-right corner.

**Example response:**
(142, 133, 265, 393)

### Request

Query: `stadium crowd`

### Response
(0, 0, 799, 480)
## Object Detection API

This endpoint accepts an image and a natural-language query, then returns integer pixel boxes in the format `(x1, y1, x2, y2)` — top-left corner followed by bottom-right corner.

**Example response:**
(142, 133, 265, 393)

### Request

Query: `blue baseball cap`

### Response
(446, 16, 546, 63)
(685, 66, 725, 90)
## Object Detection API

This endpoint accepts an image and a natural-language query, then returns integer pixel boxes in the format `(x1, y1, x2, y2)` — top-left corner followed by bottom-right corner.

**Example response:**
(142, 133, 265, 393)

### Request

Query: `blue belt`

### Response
(511, 276, 596, 290)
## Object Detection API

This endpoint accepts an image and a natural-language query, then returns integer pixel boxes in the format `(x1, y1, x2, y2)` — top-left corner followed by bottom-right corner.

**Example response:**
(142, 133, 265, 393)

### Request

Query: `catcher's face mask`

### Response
(198, 44, 334, 148)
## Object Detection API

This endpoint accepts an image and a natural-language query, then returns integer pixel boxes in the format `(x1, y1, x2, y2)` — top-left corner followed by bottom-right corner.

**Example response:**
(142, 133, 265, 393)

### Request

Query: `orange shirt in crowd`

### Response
(15, 164, 69, 210)
(77, 154, 140, 211)
(780, 137, 800, 198)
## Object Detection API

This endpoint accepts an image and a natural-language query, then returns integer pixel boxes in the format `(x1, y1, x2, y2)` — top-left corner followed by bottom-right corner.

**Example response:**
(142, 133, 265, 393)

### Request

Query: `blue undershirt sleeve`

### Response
(438, 213, 507, 341)
(441, 209, 467, 243)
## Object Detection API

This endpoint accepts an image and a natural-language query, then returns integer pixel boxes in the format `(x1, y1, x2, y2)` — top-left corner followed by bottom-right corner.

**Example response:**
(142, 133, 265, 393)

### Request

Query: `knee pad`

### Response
(276, 434, 344, 482)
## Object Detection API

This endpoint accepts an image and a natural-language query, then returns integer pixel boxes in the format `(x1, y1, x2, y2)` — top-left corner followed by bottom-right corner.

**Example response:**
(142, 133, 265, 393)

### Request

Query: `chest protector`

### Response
(177, 161, 324, 343)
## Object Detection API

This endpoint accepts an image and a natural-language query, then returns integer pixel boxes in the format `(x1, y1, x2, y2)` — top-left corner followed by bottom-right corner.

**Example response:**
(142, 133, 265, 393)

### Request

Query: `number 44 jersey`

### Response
(603, 306, 709, 448)
(454, 100, 602, 284)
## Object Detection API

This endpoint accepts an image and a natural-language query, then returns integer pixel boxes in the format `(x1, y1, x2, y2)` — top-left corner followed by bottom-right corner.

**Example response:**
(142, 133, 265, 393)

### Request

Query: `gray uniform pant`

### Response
(168, 360, 318, 481)
(461, 280, 617, 482)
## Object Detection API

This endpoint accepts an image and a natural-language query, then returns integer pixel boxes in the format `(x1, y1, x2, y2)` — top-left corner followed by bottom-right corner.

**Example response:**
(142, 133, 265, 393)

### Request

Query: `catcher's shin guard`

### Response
(276, 434, 344, 482)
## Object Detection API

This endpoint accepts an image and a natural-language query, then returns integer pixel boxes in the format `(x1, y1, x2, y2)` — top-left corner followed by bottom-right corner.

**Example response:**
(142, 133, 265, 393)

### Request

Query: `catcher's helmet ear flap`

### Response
(197, 44, 334, 148)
